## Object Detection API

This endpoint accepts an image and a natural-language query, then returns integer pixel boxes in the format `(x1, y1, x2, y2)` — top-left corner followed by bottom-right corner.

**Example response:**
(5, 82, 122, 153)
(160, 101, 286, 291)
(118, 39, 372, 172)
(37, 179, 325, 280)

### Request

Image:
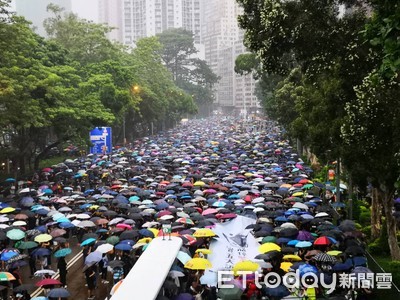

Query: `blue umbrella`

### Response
(81, 238, 96, 246)
(295, 241, 312, 248)
(115, 243, 132, 251)
(32, 248, 51, 257)
(31, 297, 48, 300)
(155, 201, 169, 210)
(47, 288, 70, 298)
(287, 239, 300, 246)
(54, 248, 72, 258)
(5, 178, 15, 183)
(84, 251, 102, 265)
(139, 229, 154, 238)
(20, 197, 35, 207)
(59, 222, 75, 229)
(42, 188, 53, 195)
(119, 239, 135, 245)
(57, 217, 71, 224)
(36, 209, 49, 216)
(0, 250, 19, 261)
(263, 284, 290, 298)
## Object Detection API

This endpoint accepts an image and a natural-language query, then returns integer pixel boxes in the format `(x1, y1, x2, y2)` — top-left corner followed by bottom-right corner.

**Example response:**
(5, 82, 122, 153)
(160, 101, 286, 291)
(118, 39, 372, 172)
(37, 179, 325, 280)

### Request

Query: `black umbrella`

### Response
(82, 233, 99, 241)
(108, 260, 124, 268)
(345, 245, 365, 256)
(254, 250, 281, 261)
(13, 283, 35, 293)
(119, 230, 139, 240)
(279, 227, 299, 238)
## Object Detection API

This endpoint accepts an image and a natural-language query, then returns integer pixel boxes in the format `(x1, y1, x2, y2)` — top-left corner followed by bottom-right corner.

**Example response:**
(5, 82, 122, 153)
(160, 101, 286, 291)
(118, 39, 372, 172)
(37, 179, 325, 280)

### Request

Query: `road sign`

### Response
(89, 127, 112, 154)
(162, 224, 172, 234)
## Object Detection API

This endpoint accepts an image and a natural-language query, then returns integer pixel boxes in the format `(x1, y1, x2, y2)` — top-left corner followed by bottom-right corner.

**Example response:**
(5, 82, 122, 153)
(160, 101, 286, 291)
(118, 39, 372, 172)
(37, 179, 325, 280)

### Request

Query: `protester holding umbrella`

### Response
(57, 255, 67, 288)
(84, 264, 97, 300)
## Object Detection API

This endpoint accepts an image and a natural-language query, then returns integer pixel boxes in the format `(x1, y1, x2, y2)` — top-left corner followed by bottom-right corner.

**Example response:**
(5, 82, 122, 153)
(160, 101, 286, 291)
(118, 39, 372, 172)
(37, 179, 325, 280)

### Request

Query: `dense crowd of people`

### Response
(0, 116, 377, 300)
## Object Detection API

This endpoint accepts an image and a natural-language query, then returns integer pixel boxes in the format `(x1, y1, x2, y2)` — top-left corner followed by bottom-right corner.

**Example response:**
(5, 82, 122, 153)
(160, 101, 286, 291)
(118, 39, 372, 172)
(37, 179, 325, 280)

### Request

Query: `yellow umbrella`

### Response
(244, 173, 254, 177)
(292, 192, 304, 197)
(280, 262, 293, 273)
(148, 228, 159, 237)
(280, 183, 292, 188)
(258, 243, 281, 253)
(193, 228, 216, 238)
(233, 260, 260, 275)
(89, 205, 99, 210)
(283, 254, 302, 262)
(184, 258, 212, 270)
(34, 234, 53, 243)
(195, 248, 212, 255)
(327, 250, 342, 256)
(137, 237, 152, 244)
(0, 207, 15, 214)
(193, 181, 206, 187)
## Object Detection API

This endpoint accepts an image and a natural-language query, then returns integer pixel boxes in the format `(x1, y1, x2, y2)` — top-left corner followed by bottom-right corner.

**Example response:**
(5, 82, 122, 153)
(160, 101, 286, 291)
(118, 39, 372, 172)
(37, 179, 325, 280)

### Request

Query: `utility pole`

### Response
(336, 158, 341, 202)
(123, 116, 126, 145)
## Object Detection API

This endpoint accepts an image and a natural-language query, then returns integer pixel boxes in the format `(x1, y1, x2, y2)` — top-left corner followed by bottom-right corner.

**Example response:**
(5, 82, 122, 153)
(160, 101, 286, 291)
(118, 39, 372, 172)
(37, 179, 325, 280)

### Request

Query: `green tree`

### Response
(130, 37, 197, 134)
(0, 8, 114, 172)
(156, 28, 218, 116)
(340, 0, 400, 259)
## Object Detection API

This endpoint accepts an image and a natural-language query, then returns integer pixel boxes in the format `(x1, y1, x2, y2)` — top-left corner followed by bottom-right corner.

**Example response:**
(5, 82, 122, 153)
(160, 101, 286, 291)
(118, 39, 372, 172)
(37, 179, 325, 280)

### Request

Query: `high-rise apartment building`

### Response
(99, 0, 202, 46)
(15, 0, 72, 37)
(99, 0, 123, 42)
(202, 0, 259, 114)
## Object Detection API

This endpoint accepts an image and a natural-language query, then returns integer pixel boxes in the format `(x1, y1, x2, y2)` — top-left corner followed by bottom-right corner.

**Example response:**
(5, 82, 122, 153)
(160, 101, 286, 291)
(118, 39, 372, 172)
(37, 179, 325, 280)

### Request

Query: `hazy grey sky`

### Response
(71, 0, 98, 22)
(10, 0, 99, 22)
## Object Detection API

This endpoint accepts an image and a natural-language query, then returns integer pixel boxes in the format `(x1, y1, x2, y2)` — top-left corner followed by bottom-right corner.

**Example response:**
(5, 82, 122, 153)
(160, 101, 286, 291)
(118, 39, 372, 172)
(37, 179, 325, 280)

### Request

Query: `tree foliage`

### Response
(156, 28, 218, 113)
(237, 0, 400, 258)
(0, 1, 197, 173)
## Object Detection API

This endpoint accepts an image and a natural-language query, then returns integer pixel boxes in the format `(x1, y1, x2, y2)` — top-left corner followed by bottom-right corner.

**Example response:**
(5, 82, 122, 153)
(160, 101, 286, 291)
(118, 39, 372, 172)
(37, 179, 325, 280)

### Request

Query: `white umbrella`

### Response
(76, 213, 90, 220)
(12, 221, 27, 226)
(96, 243, 114, 253)
(77, 220, 96, 228)
(159, 215, 174, 221)
(34, 269, 56, 277)
(292, 202, 308, 210)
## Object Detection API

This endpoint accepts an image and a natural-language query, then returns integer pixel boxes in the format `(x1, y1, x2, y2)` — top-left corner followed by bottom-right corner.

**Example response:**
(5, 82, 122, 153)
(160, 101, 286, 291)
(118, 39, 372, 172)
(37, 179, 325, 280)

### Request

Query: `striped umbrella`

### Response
(0, 272, 16, 281)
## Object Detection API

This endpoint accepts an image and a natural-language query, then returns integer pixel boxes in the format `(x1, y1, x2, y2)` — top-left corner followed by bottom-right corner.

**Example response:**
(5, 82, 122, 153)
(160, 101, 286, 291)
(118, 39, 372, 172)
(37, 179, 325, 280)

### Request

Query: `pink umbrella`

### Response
(204, 189, 217, 194)
(116, 223, 132, 230)
(202, 208, 218, 216)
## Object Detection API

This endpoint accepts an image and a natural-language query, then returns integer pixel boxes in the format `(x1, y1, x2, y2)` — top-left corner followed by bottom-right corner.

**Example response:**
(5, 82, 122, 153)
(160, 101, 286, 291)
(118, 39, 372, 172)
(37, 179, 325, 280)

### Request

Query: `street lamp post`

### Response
(123, 115, 126, 146)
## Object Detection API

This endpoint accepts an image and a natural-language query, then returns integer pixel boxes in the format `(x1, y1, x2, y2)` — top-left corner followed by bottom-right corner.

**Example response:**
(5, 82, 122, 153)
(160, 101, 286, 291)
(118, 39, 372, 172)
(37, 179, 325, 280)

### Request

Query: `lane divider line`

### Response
(30, 251, 83, 298)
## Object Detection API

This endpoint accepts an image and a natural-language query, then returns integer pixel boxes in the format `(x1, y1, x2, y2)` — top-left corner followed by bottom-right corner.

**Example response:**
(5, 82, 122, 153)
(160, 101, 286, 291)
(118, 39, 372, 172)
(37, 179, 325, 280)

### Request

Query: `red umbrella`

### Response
(180, 234, 197, 246)
(182, 182, 193, 188)
(203, 189, 217, 194)
(313, 236, 331, 246)
(35, 278, 62, 287)
(157, 210, 172, 217)
(216, 213, 237, 220)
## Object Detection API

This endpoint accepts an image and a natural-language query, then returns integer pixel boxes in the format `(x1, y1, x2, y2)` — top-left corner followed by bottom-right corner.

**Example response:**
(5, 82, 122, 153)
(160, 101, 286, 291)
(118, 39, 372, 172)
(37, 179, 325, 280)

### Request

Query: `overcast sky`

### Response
(10, 0, 98, 22)
(71, 0, 98, 22)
